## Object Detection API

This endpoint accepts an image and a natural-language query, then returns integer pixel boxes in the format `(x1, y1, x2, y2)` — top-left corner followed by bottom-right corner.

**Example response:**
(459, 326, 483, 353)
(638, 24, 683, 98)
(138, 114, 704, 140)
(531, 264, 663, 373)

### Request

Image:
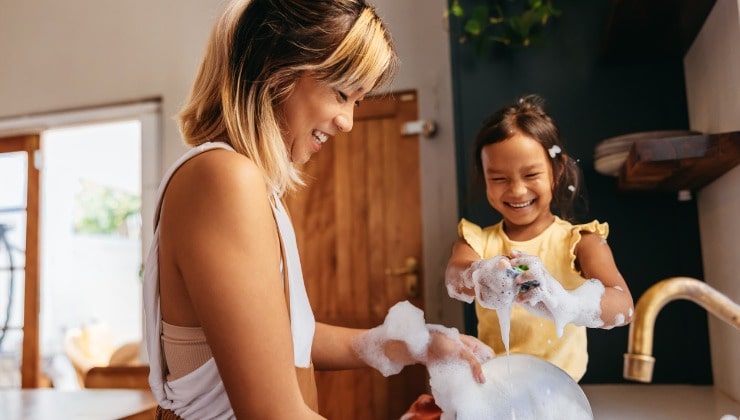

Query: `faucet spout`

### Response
(623, 277, 740, 382)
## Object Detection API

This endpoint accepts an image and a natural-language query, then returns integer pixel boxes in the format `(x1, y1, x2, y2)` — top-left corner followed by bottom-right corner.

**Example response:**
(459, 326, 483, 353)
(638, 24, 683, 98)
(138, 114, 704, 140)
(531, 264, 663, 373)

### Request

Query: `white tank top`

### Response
(143, 141, 315, 418)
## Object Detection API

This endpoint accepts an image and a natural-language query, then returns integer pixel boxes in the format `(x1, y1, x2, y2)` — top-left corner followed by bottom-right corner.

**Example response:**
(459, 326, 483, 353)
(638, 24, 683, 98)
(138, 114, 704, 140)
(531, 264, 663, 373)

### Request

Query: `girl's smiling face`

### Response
(280, 72, 371, 164)
(481, 133, 556, 239)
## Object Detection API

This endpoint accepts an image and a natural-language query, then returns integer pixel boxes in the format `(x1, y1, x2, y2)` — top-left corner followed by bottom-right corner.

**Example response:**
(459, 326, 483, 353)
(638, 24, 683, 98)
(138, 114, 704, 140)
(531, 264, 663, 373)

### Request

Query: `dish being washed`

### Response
(428, 354, 593, 420)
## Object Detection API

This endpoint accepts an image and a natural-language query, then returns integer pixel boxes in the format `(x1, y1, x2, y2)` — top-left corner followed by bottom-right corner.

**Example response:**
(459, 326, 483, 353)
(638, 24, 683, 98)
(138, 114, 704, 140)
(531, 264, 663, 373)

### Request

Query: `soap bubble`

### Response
(429, 354, 592, 420)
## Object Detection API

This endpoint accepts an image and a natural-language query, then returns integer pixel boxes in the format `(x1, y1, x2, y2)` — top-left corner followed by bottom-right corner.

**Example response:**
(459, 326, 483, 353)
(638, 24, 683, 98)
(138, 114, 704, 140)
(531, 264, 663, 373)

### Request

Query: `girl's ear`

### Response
(553, 153, 567, 188)
(559, 153, 568, 176)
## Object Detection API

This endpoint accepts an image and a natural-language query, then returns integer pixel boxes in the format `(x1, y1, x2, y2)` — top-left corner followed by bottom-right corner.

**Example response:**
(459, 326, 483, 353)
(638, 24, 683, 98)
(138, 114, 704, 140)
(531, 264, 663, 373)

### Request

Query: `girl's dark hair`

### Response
(471, 94, 587, 222)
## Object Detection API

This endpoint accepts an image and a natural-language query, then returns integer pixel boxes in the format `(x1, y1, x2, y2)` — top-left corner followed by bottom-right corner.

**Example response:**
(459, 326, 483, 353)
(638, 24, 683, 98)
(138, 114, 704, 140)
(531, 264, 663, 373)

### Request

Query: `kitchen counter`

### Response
(582, 384, 740, 420)
(0, 388, 156, 420)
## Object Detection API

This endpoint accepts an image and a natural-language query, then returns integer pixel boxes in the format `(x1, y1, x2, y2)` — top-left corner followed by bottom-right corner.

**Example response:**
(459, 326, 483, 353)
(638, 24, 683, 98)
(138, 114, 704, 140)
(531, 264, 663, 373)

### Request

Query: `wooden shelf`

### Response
(618, 131, 740, 191)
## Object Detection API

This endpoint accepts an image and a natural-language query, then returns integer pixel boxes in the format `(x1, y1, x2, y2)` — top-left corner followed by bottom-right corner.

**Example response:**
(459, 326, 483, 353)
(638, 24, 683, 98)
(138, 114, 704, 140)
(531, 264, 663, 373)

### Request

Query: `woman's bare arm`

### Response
(312, 318, 490, 383)
(160, 149, 321, 419)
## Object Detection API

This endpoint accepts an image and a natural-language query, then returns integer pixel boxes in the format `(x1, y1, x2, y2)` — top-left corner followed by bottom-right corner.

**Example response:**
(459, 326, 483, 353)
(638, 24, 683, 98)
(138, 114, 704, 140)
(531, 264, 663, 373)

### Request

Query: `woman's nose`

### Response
(335, 112, 353, 132)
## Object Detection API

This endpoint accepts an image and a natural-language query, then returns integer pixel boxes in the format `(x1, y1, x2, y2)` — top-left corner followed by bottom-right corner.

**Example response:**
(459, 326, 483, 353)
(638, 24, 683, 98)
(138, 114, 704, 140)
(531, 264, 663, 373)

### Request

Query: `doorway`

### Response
(0, 101, 160, 388)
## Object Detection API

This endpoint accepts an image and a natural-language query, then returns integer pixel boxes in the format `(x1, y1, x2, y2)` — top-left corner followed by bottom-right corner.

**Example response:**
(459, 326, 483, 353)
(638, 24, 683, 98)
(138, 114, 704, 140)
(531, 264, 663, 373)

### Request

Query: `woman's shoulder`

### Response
(181, 147, 264, 188)
(186, 145, 258, 174)
(165, 146, 271, 213)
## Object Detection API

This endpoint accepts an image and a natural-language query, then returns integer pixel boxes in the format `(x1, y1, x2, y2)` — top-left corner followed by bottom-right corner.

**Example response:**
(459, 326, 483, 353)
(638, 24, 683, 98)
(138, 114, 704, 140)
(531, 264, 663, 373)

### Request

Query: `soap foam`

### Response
(516, 277, 605, 337)
(357, 300, 593, 419)
(353, 301, 430, 376)
(429, 355, 592, 420)
(469, 257, 519, 351)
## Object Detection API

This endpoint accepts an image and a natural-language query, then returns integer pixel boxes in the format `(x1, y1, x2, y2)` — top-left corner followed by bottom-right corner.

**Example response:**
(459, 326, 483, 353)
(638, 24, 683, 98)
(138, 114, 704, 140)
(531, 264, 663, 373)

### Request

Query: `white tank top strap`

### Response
(152, 142, 236, 228)
(271, 194, 315, 367)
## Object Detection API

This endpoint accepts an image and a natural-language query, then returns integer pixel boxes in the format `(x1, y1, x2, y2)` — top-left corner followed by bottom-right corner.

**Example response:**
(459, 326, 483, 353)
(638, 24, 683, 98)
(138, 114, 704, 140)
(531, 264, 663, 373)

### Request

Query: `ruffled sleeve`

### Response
(567, 220, 609, 272)
(458, 218, 486, 257)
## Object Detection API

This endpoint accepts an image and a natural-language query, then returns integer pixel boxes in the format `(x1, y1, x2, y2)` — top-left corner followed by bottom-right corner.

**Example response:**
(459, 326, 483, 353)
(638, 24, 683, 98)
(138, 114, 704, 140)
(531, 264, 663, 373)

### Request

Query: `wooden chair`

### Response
(83, 365, 155, 419)
(83, 365, 150, 390)
(63, 326, 155, 418)
(64, 326, 145, 386)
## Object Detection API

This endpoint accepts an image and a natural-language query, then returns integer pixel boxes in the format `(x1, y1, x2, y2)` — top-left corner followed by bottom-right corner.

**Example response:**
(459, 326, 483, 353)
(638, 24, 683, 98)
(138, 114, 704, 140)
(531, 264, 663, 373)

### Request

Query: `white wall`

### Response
(374, 1, 462, 326)
(684, 0, 740, 402)
(0, 1, 463, 327)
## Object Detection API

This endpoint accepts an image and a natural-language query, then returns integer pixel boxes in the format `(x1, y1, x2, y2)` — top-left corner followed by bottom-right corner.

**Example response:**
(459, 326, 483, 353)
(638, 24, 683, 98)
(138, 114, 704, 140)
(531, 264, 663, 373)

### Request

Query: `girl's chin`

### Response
(503, 210, 541, 225)
(503, 206, 534, 218)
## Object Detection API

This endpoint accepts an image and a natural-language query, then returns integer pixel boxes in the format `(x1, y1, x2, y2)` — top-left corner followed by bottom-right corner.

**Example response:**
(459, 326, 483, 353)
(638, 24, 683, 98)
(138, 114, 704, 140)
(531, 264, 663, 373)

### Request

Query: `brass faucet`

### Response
(623, 277, 740, 382)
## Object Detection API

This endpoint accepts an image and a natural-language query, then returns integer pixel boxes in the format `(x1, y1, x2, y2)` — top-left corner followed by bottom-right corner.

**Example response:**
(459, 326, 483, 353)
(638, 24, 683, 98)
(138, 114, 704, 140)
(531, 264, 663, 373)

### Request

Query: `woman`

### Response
(143, 0, 491, 418)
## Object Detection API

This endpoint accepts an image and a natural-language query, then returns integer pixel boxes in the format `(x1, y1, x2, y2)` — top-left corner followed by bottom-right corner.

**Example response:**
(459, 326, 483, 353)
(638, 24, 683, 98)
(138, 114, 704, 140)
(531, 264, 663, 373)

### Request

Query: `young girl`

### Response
(445, 94, 634, 381)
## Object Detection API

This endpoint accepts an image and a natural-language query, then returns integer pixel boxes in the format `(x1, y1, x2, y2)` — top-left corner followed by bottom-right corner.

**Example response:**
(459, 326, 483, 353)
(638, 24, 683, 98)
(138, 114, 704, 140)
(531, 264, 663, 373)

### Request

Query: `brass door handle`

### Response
(385, 257, 420, 298)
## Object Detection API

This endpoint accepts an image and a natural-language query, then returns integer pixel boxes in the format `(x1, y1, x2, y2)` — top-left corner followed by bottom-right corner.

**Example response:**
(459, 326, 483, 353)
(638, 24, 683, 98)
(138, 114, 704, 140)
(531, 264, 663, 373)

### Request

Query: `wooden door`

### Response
(287, 90, 426, 419)
(0, 134, 41, 388)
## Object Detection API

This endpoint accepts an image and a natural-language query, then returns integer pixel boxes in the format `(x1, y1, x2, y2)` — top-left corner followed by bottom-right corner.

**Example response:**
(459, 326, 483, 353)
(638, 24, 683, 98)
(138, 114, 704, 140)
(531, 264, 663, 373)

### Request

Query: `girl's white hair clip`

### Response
(548, 145, 561, 158)
(568, 185, 576, 192)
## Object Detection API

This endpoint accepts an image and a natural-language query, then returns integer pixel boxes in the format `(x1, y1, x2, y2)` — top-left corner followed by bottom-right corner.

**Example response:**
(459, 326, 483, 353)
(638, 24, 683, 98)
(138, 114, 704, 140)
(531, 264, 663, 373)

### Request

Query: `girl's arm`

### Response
(160, 150, 322, 419)
(511, 232, 634, 332)
(444, 239, 482, 303)
(575, 232, 635, 328)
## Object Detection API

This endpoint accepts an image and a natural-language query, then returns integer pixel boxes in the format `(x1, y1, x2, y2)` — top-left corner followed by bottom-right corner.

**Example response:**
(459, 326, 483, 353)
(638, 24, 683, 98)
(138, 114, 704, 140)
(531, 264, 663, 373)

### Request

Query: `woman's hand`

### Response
(422, 327, 494, 384)
(354, 301, 494, 384)
(386, 326, 493, 384)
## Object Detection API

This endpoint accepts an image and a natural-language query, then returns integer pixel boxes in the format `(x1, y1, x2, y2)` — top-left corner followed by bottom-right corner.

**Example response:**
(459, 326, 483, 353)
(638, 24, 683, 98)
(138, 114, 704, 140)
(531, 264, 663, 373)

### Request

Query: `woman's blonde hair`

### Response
(178, 0, 398, 195)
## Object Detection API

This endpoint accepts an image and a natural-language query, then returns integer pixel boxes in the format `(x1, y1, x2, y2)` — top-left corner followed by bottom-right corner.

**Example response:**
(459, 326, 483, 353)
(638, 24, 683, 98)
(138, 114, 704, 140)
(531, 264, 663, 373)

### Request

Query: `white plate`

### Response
(594, 130, 697, 159)
(430, 354, 593, 420)
(594, 152, 629, 177)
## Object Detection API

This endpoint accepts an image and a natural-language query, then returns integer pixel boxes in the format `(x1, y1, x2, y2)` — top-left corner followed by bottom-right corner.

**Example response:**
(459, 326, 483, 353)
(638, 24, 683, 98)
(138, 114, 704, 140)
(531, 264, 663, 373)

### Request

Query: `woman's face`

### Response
(280, 73, 371, 164)
(481, 133, 556, 237)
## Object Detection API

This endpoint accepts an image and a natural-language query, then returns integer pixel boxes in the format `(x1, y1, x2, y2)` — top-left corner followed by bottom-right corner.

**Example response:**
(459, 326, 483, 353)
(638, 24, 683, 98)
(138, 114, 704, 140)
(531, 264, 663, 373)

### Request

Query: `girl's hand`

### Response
(509, 251, 606, 335)
(509, 251, 568, 319)
(447, 261, 478, 303)
(463, 255, 519, 310)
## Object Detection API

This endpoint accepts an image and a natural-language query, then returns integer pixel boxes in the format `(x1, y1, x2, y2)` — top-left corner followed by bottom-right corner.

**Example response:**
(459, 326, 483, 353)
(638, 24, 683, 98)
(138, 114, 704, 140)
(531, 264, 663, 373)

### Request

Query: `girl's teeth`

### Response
(510, 200, 532, 208)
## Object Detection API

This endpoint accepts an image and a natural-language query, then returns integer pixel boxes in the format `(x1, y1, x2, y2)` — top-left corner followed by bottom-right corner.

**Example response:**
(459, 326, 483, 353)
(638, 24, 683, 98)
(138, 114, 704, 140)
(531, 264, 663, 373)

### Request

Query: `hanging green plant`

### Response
(447, 0, 561, 54)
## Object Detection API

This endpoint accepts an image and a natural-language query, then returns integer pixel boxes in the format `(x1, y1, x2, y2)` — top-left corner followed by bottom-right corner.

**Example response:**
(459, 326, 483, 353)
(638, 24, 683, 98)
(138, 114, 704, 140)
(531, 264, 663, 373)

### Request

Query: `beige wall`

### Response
(684, 0, 740, 402)
(0, 1, 462, 327)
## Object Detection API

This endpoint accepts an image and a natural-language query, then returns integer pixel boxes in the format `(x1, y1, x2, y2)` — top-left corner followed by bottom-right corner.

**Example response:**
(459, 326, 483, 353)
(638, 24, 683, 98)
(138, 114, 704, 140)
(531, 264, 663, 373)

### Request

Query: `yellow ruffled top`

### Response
(459, 216, 608, 381)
